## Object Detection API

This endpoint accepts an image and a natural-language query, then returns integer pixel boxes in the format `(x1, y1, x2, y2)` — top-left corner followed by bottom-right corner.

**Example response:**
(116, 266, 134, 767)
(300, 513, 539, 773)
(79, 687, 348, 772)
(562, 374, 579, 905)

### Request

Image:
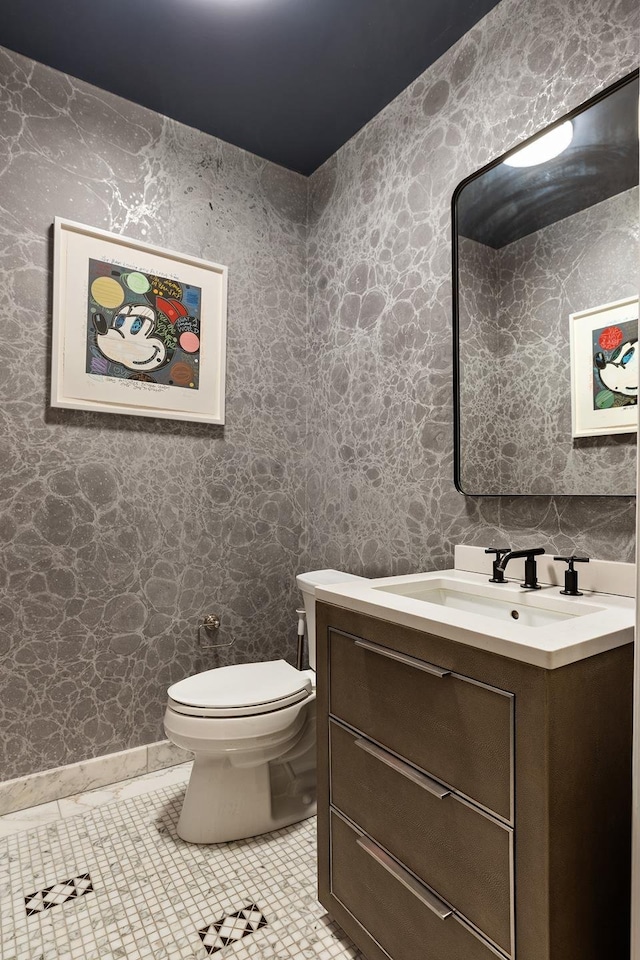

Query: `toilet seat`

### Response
(167, 659, 312, 718)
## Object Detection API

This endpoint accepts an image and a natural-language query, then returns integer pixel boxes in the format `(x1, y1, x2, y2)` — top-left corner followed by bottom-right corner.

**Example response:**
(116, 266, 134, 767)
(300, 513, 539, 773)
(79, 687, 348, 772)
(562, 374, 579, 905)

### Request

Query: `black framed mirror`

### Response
(453, 71, 638, 497)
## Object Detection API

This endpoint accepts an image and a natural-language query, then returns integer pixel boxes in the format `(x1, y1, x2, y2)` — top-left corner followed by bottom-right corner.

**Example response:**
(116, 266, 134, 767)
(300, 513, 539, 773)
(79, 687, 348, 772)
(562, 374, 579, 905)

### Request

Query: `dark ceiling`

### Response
(456, 73, 639, 248)
(1, 0, 503, 176)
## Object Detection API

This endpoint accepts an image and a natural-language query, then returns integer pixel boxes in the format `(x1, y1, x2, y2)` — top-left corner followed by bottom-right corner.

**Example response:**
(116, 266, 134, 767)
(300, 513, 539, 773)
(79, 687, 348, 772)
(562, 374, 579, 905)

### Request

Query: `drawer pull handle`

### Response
(354, 739, 451, 799)
(354, 639, 451, 678)
(356, 837, 453, 921)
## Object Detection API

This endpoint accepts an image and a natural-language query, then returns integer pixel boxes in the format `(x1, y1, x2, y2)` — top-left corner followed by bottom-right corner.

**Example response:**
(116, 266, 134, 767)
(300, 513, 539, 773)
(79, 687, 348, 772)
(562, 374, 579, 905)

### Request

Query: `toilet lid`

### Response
(167, 660, 312, 717)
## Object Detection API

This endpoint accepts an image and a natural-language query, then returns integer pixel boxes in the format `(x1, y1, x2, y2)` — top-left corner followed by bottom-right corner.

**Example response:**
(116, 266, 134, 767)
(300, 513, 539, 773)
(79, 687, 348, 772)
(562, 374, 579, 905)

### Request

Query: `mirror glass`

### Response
(454, 72, 638, 496)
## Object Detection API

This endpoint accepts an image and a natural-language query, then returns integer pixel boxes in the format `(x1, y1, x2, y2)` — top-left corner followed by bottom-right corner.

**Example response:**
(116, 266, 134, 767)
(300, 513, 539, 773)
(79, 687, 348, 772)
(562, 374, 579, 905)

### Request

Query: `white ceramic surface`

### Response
(374, 577, 603, 626)
(167, 659, 312, 716)
(164, 693, 316, 844)
(317, 568, 635, 669)
(297, 569, 367, 669)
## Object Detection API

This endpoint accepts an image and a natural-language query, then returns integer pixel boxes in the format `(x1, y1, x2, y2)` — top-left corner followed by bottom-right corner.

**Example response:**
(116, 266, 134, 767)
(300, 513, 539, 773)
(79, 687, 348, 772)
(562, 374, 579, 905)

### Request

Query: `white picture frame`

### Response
(569, 295, 638, 439)
(51, 218, 228, 424)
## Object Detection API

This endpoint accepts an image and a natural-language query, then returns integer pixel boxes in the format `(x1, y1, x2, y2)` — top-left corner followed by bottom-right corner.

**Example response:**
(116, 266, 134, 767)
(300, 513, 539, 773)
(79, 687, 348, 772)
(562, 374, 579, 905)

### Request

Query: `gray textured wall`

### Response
(1, 0, 638, 784)
(0, 48, 309, 780)
(458, 235, 502, 493)
(306, 0, 638, 578)
(459, 188, 638, 496)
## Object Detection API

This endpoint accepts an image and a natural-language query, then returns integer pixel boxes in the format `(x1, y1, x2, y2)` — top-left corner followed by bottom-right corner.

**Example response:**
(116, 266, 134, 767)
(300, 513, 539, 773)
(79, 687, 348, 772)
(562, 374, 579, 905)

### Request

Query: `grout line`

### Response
(0, 764, 193, 840)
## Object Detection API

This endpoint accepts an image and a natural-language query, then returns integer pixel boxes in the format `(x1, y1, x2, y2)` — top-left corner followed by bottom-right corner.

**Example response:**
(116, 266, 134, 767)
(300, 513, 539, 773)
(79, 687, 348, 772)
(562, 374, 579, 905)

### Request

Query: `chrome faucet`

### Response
(496, 547, 545, 590)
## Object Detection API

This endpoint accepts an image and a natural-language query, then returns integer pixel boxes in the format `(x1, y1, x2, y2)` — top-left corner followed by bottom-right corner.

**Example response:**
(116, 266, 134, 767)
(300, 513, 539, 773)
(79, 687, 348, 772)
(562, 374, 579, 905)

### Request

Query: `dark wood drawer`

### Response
(330, 721, 512, 955)
(330, 811, 506, 960)
(329, 629, 513, 820)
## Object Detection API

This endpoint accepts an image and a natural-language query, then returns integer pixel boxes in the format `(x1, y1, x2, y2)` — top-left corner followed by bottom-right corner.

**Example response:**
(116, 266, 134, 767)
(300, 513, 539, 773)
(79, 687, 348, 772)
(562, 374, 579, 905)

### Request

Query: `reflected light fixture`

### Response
(504, 120, 574, 167)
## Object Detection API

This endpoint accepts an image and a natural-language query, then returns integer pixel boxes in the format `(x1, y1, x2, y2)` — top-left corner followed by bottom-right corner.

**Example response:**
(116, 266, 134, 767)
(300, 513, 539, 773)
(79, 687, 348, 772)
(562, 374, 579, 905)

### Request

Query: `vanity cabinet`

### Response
(316, 602, 633, 960)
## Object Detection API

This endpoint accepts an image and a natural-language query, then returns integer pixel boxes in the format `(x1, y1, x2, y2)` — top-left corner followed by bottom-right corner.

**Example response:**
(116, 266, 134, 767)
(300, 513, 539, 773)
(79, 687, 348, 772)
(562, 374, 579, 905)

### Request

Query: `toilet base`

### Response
(177, 754, 316, 844)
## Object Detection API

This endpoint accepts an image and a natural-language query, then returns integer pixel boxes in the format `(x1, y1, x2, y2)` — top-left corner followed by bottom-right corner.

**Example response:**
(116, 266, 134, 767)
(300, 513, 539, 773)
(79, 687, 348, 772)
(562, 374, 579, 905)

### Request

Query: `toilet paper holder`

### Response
(198, 614, 235, 649)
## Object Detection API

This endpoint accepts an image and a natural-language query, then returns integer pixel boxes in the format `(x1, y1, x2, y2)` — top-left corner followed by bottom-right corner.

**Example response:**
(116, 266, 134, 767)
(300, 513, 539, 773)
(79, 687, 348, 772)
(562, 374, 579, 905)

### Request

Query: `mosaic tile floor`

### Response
(0, 768, 364, 960)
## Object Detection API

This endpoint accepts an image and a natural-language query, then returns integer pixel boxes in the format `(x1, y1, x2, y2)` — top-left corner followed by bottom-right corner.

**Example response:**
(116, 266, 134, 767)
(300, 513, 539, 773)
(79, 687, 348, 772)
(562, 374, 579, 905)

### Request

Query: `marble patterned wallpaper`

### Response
(305, 0, 638, 577)
(457, 235, 502, 493)
(0, 47, 309, 781)
(1, 0, 639, 784)
(459, 188, 638, 495)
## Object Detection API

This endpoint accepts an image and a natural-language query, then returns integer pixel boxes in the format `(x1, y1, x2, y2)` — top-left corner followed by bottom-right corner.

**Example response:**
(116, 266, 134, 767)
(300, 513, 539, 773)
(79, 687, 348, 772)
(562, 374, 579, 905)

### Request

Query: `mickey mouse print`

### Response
(51, 219, 228, 424)
(570, 296, 638, 438)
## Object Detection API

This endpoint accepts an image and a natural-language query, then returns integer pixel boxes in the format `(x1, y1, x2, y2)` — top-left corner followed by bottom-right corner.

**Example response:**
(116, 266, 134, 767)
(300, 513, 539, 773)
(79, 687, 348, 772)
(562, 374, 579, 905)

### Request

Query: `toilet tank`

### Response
(296, 569, 367, 670)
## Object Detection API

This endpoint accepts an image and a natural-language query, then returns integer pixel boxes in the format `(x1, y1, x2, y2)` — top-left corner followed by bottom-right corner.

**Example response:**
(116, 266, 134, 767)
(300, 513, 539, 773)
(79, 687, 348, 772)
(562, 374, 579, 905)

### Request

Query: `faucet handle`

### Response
(485, 547, 510, 583)
(553, 556, 589, 596)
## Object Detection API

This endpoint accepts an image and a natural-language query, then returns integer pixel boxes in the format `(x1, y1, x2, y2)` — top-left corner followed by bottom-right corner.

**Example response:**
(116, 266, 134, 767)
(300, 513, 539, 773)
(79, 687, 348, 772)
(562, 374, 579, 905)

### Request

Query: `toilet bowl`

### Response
(164, 569, 366, 844)
(164, 660, 316, 843)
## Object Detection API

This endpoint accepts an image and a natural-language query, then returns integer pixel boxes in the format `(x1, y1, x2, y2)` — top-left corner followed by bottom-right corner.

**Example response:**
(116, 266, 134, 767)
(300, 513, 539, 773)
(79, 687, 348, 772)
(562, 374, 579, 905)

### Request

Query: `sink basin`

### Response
(373, 577, 601, 628)
(314, 565, 634, 669)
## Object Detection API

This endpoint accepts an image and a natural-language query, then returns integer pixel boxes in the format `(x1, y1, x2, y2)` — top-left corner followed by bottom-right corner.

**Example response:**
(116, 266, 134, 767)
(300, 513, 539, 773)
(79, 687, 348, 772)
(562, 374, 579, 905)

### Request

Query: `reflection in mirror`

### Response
(454, 71, 638, 497)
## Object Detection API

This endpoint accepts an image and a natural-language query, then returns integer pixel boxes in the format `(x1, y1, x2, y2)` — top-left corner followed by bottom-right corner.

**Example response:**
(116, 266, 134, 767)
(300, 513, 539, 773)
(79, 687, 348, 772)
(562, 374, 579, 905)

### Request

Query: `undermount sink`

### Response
(314, 560, 635, 669)
(372, 577, 601, 628)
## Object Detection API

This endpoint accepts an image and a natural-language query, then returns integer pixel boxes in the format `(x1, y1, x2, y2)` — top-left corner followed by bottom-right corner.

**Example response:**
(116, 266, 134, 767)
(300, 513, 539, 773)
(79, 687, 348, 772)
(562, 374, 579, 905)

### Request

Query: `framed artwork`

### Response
(51, 218, 228, 424)
(569, 295, 638, 438)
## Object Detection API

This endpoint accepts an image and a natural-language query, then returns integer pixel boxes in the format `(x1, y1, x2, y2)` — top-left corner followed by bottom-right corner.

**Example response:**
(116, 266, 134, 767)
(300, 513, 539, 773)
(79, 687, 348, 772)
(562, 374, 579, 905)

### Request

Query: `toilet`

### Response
(163, 569, 365, 844)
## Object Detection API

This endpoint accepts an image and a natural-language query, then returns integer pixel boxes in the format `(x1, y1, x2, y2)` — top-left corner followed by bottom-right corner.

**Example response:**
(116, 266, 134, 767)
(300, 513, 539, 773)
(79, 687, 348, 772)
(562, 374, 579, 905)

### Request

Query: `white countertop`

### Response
(315, 567, 635, 669)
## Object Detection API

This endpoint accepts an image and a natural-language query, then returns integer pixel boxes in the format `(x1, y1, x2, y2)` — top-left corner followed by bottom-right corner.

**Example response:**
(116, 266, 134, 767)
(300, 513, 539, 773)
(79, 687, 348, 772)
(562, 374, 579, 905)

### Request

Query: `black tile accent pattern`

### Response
(25, 873, 93, 916)
(198, 903, 268, 954)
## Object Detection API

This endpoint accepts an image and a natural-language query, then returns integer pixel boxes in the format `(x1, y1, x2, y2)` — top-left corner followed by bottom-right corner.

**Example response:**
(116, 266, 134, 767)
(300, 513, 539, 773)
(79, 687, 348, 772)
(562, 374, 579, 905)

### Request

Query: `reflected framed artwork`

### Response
(51, 218, 228, 423)
(569, 295, 638, 438)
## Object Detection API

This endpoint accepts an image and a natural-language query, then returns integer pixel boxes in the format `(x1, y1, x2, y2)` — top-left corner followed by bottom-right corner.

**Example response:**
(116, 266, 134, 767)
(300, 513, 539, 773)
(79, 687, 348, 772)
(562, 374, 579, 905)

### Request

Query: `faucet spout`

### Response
(497, 547, 545, 590)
